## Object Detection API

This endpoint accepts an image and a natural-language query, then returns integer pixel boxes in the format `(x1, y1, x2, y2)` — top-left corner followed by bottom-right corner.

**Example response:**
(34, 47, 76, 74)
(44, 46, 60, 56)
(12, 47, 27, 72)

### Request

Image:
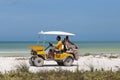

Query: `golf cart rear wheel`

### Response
(57, 62, 64, 66)
(63, 57, 74, 66)
(34, 57, 44, 67)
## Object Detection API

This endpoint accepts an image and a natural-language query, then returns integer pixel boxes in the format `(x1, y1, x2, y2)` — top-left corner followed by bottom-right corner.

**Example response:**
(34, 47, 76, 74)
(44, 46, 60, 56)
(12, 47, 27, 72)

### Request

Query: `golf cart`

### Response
(29, 31, 78, 67)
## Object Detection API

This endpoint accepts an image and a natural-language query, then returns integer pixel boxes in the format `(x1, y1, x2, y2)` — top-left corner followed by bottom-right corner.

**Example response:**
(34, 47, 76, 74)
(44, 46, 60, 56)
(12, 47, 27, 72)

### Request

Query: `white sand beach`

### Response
(0, 55, 120, 73)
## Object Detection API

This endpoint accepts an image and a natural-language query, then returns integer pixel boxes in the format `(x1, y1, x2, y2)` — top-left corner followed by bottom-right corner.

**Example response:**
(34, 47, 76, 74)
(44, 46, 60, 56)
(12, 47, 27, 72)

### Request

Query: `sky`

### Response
(0, 0, 120, 41)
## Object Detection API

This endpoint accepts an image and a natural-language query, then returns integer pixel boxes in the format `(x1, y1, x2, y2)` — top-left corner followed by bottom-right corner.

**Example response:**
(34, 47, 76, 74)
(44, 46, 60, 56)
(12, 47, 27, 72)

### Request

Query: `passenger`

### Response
(64, 36, 78, 52)
(48, 36, 62, 59)
(62, 38, 67, 52)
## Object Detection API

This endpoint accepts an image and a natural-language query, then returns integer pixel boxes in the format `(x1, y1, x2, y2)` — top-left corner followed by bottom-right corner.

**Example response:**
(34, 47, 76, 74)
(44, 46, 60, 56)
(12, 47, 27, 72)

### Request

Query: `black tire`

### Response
(57, 62, 64, 66)
(29, 57, 34, 66)
(63, 57, 74, 66)
(34, 57, 44, 67)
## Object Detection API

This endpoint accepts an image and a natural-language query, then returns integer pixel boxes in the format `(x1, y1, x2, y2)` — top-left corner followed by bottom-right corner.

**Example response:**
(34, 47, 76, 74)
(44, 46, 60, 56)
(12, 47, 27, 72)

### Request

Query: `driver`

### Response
(48, 36, 62, 59)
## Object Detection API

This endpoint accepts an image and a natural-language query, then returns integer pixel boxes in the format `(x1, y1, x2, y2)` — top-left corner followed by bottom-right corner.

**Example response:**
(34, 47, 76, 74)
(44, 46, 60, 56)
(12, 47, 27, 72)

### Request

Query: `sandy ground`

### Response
(0, 55, 120, 73)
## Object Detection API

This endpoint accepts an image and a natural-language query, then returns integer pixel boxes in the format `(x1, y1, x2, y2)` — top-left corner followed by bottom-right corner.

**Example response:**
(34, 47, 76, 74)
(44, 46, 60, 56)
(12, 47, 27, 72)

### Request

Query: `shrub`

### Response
(109, 55, 118, 58)
(84, 53, 92, 56)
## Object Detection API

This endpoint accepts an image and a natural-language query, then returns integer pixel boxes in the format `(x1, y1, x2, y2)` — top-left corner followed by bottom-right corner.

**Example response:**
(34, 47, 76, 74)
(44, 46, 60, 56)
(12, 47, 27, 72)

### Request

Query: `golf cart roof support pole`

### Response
(43, 35, 46, 47)
(37, 34, 40, 45)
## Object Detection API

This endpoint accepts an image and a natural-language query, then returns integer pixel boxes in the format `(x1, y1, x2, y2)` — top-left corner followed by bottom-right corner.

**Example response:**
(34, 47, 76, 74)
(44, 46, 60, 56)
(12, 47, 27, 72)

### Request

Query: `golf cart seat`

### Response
(54, 49, 62, 54)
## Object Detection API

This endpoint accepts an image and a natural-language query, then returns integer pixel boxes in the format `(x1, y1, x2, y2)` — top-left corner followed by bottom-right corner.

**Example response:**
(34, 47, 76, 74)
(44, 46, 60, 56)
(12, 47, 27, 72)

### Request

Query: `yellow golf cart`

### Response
(29, 31, 78, 67)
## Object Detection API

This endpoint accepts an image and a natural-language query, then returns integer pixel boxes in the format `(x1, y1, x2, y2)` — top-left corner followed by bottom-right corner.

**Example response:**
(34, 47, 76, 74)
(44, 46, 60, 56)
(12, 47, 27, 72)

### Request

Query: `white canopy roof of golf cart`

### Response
(38, 31, 75, 36)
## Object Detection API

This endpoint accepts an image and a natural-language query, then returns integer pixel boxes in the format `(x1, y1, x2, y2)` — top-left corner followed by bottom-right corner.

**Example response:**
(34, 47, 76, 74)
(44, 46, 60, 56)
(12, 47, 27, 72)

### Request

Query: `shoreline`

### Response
(0, 53, 120, 57)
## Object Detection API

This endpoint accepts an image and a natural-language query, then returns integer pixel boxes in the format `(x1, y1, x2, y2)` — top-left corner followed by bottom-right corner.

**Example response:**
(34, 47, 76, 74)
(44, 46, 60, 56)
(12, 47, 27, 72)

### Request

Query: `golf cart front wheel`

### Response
(34, 57, 44, 67)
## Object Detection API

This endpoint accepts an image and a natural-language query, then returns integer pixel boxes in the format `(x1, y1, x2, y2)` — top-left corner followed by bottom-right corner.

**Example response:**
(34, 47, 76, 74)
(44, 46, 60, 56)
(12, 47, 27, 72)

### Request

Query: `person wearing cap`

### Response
(53, 36, 63, 51)
(63, 36, 78, 52)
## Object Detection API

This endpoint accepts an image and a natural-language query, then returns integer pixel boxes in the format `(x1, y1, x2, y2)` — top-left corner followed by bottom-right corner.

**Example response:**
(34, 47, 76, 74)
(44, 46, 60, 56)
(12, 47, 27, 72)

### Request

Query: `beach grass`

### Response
(1, 69, 120, 80)
(83, 53, 92, 56)
(108, 54, 119, 58)
(0, 64, 120, 80)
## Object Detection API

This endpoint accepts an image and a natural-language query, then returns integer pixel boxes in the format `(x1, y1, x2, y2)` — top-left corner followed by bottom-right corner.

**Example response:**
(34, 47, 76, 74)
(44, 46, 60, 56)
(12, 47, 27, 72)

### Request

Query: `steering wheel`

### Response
(44, 42, 53, 51)
(49, 42, 53, 46)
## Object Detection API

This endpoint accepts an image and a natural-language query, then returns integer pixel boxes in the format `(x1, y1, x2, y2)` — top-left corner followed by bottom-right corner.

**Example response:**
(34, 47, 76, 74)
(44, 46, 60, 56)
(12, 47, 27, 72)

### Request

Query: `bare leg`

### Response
(48, 49, 52, 58)
(48, 49, 54, 59)
(51, 49, 55, 59)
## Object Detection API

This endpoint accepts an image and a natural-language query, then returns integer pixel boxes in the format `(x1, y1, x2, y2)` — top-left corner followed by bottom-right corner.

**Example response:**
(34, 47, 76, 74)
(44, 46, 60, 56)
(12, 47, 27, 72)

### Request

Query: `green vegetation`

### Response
(0, 64, 120, 80)
(83, 53, 92, 56)
(1, 69, 120, 80)
(109, 55, 118, 58)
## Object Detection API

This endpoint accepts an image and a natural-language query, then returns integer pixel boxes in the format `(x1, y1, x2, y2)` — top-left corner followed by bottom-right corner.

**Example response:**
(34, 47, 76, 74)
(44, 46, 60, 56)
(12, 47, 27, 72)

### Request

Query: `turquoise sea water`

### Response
(79, 41, 120, 54)
(0, 41, 120, 56)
